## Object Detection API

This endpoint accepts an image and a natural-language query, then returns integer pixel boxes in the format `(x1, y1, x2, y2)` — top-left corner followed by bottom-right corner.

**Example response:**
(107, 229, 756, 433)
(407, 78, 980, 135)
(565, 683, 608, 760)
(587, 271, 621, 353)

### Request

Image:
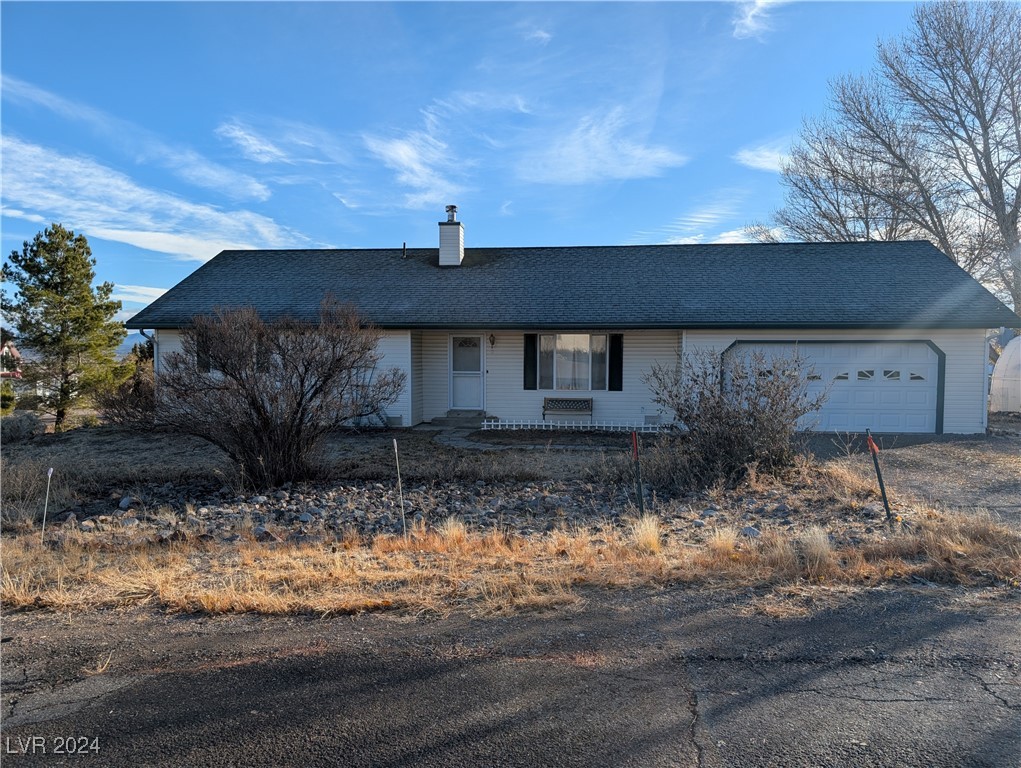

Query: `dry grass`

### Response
(813, 460, 879, 505)
(4, 509, 1017, 618)
(628, 514, 662, 554)
(0, 458, 75, 528)
(799, 526, 837, 580)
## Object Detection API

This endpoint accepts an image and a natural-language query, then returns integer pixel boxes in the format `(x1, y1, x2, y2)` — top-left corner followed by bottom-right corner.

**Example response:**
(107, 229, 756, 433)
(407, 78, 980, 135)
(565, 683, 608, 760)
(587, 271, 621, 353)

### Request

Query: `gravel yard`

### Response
(3, 420, 1018, 548)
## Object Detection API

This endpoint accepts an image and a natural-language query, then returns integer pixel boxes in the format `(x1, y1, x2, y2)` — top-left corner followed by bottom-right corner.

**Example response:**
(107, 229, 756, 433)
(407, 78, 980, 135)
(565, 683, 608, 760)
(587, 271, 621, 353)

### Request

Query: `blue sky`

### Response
(1, 1, 918, 323)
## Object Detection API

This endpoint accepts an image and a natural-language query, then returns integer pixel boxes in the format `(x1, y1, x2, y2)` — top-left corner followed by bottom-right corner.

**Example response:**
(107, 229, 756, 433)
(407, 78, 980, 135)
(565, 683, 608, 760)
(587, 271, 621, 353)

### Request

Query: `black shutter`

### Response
(608, 334, 623, 391)
(523, 334, 537, 390)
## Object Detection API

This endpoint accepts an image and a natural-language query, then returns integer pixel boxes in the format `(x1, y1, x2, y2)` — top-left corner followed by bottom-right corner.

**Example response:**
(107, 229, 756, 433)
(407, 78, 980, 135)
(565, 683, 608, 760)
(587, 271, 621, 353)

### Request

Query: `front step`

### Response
(430, 410, 492, 430)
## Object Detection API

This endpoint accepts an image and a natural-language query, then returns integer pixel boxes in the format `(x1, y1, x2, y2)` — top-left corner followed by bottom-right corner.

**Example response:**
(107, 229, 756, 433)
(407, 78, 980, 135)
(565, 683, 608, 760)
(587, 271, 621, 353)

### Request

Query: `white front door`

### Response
(450, 335, 484, 409)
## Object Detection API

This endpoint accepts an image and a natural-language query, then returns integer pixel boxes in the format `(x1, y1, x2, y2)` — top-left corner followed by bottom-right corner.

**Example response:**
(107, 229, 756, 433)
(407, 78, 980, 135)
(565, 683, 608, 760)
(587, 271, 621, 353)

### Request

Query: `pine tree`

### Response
(1, 224, 126, 429)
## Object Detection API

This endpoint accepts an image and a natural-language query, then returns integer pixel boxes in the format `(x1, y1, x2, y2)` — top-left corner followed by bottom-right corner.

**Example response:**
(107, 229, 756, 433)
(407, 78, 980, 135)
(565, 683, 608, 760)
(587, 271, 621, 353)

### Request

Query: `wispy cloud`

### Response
(363, 131, 464, 209)
(630, 190, 749, 244)
(111, 285, 168, 305)
(732, 0, 787, 40)
(733, 138, 789, 172)
(362, 89, 530, 209)
(2, 136, 305, 261)
(519, 107, 686, 184)
(215, 118, 351, 166)
(1, 75, 270, 201)
(215, 121, 290, 164)
(424, 91, 531, 128)
(526, 27, 552, 45)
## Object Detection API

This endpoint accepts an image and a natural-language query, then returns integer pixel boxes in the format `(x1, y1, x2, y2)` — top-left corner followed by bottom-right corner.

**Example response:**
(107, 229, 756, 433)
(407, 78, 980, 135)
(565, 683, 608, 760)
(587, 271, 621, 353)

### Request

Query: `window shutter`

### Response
(608, 334, 623, 391)
(523, 334, 537, 390)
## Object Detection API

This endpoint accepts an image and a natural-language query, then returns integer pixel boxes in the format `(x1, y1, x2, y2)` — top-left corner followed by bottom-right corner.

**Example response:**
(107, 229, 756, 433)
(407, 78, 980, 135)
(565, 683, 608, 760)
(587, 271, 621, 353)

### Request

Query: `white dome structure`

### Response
(990, 336, 1021, 413)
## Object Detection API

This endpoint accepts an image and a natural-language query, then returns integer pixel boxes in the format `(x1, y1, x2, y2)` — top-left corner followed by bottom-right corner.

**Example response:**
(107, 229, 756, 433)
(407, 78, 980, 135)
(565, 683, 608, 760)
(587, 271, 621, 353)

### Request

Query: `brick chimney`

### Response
(438, 204, 464, 266)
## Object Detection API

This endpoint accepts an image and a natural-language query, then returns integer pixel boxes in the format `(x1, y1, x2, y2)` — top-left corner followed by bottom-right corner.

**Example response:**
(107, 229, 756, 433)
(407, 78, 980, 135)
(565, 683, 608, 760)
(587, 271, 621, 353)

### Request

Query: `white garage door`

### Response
(729, 342, 939, 433)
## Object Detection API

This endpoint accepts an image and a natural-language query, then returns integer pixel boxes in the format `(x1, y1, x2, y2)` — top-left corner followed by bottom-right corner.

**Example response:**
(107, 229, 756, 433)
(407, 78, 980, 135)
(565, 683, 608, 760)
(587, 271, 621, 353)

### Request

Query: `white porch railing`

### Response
(481, 418, 662, 433)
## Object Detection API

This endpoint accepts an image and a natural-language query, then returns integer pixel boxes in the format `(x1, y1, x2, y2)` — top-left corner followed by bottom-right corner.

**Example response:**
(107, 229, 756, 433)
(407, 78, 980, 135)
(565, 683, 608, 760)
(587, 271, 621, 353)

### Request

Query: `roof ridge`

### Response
(215, 240, 938, 255)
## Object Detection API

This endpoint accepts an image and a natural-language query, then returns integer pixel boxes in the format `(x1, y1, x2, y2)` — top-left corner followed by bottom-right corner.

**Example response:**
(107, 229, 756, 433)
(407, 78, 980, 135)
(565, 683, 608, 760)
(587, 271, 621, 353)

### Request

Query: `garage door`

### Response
(728, 342, 940, 433)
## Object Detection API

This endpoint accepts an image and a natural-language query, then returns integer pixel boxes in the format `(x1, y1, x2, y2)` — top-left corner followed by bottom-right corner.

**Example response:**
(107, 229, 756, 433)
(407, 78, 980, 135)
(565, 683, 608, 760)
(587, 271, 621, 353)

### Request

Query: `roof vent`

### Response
(439, 204, 464, 266)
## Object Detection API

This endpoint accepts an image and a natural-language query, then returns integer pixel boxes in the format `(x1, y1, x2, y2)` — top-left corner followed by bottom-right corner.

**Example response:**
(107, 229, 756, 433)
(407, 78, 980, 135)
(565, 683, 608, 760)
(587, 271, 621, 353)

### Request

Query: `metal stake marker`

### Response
(632, 431, 645, 516)
(865, 429, 893, 527)
(393, 439, 407, 537)
(40, 467, 54, 545)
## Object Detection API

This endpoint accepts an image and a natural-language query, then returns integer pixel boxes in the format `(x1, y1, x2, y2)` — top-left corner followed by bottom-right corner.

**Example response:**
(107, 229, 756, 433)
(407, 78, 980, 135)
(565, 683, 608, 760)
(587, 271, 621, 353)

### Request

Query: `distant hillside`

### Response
(117, 333, 147, 359)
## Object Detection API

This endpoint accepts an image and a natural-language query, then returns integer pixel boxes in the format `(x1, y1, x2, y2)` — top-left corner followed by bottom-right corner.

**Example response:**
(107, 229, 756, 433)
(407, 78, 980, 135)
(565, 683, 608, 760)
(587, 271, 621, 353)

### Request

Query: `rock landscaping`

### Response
(49, 474, 901, 549)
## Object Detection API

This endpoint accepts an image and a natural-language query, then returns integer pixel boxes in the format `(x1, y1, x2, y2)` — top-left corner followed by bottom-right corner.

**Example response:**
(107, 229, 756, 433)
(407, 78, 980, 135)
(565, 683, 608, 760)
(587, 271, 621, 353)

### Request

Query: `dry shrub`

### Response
(95, 364, 155, 426)
(643, 348, 826, 490)
(155, 299, 406, 489)
(1, 411, 45, 444)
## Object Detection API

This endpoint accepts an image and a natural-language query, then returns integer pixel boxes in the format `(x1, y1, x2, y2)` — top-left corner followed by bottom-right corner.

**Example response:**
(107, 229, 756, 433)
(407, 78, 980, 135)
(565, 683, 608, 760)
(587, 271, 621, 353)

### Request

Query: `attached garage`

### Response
(726, 341, 943, 433)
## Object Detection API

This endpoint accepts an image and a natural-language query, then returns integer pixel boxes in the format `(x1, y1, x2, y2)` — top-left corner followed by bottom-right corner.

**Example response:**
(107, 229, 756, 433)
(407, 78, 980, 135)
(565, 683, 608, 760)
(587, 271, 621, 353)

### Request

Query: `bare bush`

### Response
(155, 299, 405, 489)
(643, 348, 826, 490)
(0, 410, 45, 444)
(96, 357, 156, 426)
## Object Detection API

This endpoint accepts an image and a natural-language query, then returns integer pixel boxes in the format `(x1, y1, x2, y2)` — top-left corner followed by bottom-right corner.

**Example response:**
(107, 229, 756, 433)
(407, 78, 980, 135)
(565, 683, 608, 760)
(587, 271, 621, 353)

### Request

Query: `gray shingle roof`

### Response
(126, 240, 1019, 330)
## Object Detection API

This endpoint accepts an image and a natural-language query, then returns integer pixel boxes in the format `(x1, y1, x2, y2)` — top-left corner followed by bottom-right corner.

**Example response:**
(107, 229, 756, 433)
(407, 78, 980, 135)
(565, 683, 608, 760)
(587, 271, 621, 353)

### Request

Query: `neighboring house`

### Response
(1, 340, 23, 380)
(126, 207, 1020, 434)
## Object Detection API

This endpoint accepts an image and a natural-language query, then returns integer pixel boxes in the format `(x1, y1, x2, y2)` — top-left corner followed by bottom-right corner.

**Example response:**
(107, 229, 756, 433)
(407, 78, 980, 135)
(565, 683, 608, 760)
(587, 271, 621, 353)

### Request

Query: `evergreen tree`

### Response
(130, 337, 155, 364)
(1, 224, 126, 429)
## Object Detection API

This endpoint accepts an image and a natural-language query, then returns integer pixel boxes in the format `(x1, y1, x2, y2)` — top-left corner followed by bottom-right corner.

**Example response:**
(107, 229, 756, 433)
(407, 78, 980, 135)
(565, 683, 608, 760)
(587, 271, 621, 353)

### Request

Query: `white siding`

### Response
(420, 332, 449, 421)
(154, 329, 184, 375)
(685, 328, 988, 434)
(938, 329, 989, 433)
(410, 332, 424, 426)
(375, 331, 412, 426)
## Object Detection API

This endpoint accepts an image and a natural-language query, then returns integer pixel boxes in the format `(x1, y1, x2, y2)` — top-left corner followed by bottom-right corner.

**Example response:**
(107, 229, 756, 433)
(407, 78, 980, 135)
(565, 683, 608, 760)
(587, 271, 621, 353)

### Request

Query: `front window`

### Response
(538, 334, 607, 391)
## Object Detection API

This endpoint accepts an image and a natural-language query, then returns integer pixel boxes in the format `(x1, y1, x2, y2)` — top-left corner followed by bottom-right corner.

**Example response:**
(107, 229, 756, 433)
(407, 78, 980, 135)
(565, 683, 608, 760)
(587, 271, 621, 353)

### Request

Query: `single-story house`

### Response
(126, 207, 1020, 434)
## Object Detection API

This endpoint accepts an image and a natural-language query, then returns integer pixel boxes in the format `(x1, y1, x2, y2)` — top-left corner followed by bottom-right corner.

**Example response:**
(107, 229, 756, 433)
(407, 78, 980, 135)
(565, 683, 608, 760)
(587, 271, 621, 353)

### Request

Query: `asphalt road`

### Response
(2, 588, 1019, 767)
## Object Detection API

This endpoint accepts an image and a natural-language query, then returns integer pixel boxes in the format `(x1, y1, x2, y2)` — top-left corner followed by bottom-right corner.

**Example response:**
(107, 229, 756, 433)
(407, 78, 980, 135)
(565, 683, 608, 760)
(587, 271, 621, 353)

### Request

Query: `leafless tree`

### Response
(764, 1, 1020, 310)
(155, 299, 406, 488)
